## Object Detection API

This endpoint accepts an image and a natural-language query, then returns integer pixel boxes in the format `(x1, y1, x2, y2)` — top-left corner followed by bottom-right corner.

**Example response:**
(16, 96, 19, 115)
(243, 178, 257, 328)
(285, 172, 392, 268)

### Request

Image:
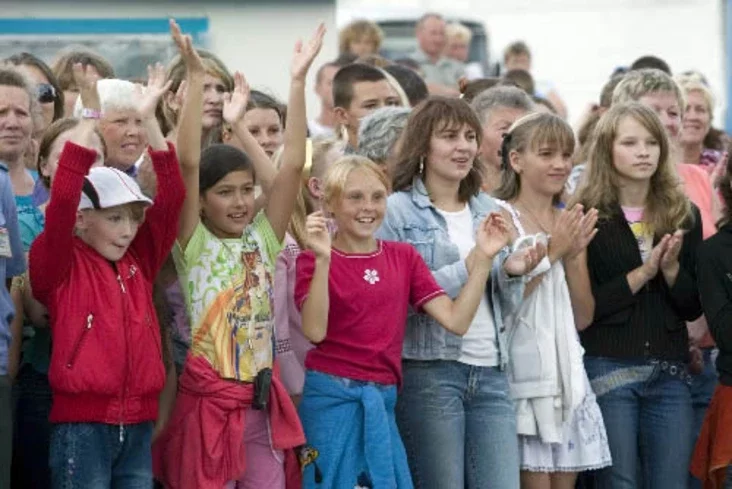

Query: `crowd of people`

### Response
(0, 10, 730, 489)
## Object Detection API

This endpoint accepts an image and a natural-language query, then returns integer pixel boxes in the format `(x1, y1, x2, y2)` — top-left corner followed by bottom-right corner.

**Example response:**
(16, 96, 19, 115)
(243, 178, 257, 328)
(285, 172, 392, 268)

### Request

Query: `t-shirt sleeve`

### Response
(174, 221, 208, 273)
(252, 211, 284, 264)
(408, 245, 445, 310)
(294, 251, 316, 312)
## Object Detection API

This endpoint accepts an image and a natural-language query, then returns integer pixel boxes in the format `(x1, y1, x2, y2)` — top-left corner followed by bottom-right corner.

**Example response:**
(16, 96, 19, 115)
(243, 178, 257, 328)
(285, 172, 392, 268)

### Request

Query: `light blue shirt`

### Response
(0, 164, 27, 375)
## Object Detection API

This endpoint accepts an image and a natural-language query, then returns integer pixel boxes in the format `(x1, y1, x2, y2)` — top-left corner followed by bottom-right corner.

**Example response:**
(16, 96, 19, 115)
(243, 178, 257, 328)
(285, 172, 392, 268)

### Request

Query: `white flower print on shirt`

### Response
(363, 269, 380, 285)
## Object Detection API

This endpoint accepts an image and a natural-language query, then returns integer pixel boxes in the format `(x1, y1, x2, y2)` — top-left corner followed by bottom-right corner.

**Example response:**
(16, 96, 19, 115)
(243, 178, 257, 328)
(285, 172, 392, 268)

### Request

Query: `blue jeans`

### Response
(50, 422, 153, 489)
(396, 360, 520, 489)
(689, 349, 718, 489)
(584, 356, 694, 489)
(12, 365, 52, 489)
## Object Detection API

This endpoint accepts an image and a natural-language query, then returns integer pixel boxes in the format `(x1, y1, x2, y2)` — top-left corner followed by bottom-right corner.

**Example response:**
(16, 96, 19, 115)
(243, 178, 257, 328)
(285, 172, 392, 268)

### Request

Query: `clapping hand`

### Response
(504, 240, 547, 277)
(567, 208, 599, 259)
(475, 213, 511, 262)
(550, 204, 583, 260)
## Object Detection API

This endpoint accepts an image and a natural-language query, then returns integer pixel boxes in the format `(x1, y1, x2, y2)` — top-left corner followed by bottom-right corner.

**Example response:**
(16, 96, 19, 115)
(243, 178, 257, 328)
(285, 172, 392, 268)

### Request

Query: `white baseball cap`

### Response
(79, 167, 153, 210)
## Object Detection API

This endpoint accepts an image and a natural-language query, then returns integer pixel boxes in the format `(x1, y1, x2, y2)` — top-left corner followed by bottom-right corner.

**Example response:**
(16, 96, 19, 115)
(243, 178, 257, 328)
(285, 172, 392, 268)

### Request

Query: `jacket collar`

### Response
(409, 176, 483, 213)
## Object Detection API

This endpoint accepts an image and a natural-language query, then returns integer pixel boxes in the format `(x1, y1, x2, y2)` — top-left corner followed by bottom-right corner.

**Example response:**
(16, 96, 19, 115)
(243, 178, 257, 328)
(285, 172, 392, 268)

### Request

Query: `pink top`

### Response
(677, 163, 716, 239)
(273, 233, 314, 396)
(295, 240, 444, 386)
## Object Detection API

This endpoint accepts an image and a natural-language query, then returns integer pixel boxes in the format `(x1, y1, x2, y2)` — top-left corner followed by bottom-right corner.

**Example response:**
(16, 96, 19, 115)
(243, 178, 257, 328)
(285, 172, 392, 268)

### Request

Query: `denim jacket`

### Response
(376, 177, 524, 368)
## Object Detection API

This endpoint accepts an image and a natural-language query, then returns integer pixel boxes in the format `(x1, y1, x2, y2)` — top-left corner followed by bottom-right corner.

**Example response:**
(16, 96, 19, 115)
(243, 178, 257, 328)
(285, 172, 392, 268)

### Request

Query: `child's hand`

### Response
(640, 234, 671, 281)
(137, 63, 172, 121)
(660, 230, 683, 273)
(566, 208, 599, 259)
(170, 19, 205, 75)
(291, 23, 326, 82)
(504, 241, 546, 277)
(306, 211, 331, 259)
(475, 213, 510, 262)
(549, 204, 583, 259)
(222, 72, 250, 125)
(72, 62, 101, 112)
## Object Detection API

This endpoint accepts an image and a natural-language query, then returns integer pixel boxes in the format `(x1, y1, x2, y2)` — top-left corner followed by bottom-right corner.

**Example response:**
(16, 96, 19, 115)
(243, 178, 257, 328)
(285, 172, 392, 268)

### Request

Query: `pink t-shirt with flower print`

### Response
(295, 240, 444, 386)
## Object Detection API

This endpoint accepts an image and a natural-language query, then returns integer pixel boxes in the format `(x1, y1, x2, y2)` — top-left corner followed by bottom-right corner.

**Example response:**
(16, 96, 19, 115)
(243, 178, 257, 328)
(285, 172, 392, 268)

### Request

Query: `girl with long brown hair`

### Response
(572, 102, 702, 489)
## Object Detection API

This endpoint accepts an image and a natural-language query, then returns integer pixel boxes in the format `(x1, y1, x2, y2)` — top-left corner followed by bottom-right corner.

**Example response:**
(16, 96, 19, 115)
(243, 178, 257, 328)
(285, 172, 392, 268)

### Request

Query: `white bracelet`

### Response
(81, 108, 102, 120)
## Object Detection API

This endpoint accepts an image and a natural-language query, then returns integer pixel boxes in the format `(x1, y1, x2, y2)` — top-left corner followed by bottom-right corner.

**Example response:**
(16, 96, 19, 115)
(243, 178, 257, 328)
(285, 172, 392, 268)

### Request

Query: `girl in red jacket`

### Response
(28, 58, 185, 487)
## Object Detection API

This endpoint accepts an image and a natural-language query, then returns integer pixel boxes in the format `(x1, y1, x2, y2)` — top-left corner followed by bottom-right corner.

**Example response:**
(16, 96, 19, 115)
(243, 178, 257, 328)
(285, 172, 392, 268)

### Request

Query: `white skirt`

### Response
(518, 374, 612, 473)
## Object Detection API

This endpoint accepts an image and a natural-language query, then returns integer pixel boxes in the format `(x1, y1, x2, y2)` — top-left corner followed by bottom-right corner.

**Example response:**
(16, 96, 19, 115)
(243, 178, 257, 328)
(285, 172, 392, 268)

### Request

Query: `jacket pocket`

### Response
(508, 317, 543, 383)
(66, 314, 94, 369)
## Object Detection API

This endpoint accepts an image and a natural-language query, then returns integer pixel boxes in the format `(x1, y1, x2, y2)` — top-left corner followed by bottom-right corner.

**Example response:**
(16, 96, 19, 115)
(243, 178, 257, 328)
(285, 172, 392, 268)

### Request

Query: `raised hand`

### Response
(137, 63, 172, 120)
(475, 213, 511, 261)
(567, 208, 599, 259)
(72, 62, 101, 112)
(222, 71, 250, 124)
(306, 211, 332, 259)
(549, 204, 583, 260)
(170, 19, 205, 74)
(291, 23, 326, 81)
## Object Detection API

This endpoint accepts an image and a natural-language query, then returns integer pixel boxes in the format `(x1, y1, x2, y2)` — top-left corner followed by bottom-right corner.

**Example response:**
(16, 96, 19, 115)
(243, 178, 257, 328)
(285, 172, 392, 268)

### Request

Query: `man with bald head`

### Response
(411, 13, 465, 96)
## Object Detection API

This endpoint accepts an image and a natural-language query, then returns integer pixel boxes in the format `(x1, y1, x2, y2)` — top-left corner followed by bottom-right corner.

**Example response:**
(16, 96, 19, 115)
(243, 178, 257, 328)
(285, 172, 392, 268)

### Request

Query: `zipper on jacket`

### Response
(66, 314, 93, 368)
(117, 270, 129, 443)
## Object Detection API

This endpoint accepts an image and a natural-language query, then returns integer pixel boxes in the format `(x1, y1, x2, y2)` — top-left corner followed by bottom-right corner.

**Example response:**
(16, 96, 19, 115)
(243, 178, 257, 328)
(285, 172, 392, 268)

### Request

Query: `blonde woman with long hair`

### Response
(572, 102, 702, 489)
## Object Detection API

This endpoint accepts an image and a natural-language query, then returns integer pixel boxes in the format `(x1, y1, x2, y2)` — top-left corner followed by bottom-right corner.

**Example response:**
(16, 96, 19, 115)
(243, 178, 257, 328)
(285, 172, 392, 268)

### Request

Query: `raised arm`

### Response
(299, 211, 331, 343)
(29, 64, 100, 302)
(266, 24, 325, 242)
(128, 62, 185, 278)
(222, 73, 277, 213)
(422, 213, 510, 335)
(170, 19, 206, 249)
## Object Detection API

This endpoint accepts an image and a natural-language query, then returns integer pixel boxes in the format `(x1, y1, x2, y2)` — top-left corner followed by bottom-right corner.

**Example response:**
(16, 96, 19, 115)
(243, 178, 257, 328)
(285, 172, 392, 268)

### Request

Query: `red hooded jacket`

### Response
(29, 141, 185, 425)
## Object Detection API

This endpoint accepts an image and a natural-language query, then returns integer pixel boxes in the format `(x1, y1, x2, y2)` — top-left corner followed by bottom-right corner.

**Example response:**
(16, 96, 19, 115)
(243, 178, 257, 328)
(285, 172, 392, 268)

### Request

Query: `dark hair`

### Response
(38, 118, 107, 188)
(459, 77, 500, 103)
(503, 69, 535, 95)
(332, 63, 387, 109)
(630, 55, 671, 75)
(248, 90, 285, 126)
(6, 52, 64, 122)
(51, 48, 115, 91)
(393, 58, 422, 72)
(504, 41, 531, 62)
(704, 127, 728, 152)
(600, 74, 625, 108)
(392, 97, 483, 202)
(384, 64, 428, 107)
(719, 153, 732, 224)
(199, 144, 254, 193)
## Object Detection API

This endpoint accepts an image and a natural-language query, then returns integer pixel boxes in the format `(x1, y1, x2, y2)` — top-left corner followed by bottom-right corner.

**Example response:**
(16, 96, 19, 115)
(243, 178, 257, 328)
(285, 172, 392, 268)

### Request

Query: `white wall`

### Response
(339, 0, 725, 127)
(0, 1, 338, 119)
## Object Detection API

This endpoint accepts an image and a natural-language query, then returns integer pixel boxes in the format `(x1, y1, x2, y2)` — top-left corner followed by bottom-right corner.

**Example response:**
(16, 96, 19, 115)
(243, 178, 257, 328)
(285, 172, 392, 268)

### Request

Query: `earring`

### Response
(418, 156, 425, 174)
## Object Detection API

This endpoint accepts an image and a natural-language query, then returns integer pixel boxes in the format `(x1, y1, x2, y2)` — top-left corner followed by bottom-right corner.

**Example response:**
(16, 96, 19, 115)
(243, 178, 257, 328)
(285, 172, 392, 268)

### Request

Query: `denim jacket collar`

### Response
(409, 176, 484, 214)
